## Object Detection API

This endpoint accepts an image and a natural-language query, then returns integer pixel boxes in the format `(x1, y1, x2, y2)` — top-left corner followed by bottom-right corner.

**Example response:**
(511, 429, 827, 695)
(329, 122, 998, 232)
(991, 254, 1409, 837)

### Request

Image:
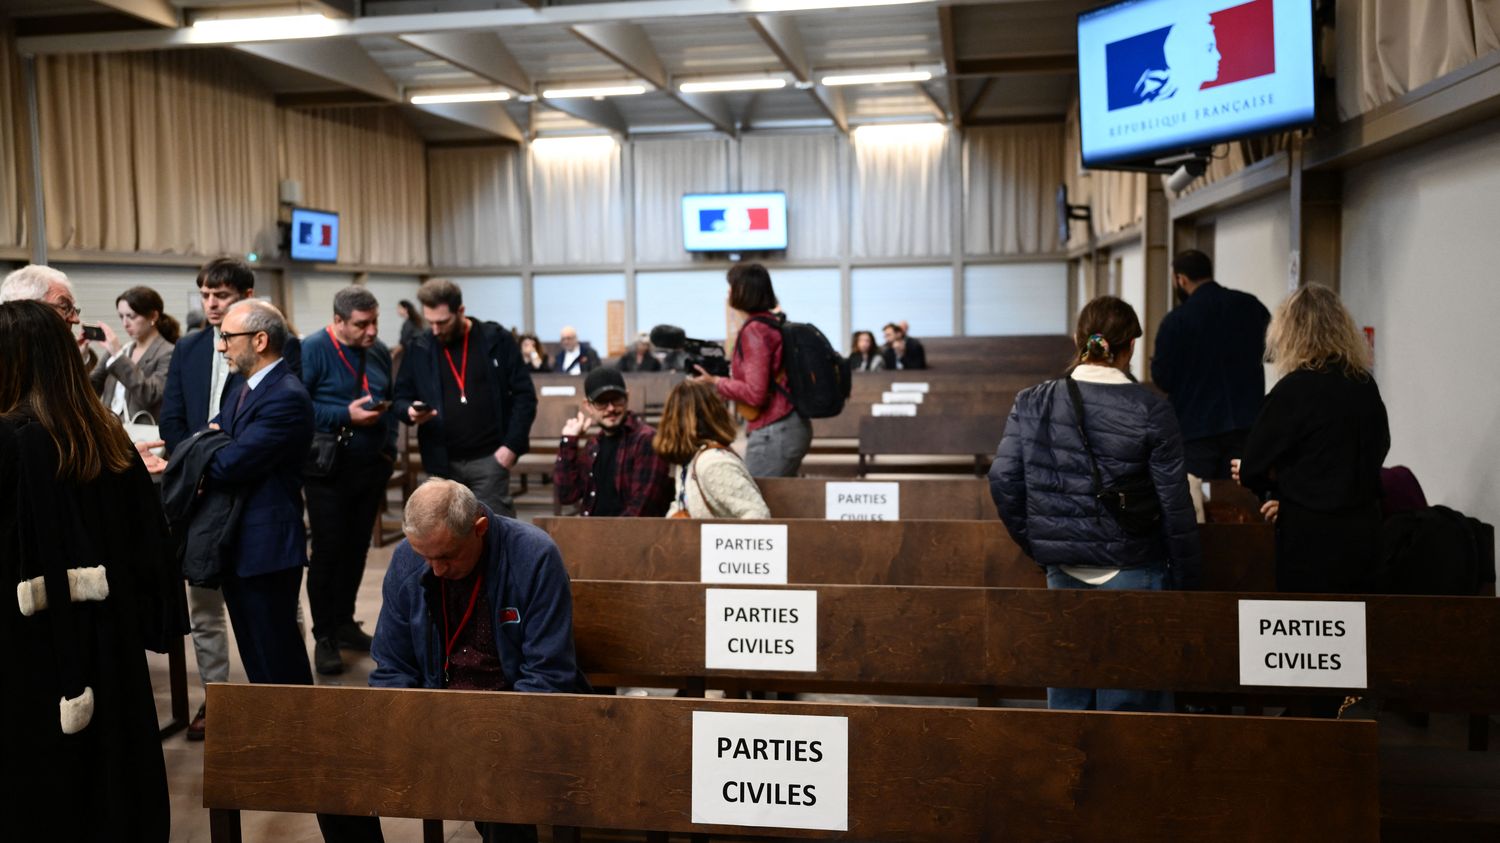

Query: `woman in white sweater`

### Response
(656, 380, 770, 519)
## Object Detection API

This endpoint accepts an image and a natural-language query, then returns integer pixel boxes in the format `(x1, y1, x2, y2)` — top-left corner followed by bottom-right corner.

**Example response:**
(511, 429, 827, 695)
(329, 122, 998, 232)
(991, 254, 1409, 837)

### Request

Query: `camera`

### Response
(649, 324, 730, 377)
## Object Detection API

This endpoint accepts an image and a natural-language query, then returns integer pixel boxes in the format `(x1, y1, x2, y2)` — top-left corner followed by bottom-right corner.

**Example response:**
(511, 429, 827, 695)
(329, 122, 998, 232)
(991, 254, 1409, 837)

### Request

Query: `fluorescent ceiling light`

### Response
(410, 91, 512, 105)
(852, 122, 947, 144)
(192, 13, 338, 44)
(679, 79, 787, 94)
(542, 85, 647, 99)
(821, 70, 933, 86)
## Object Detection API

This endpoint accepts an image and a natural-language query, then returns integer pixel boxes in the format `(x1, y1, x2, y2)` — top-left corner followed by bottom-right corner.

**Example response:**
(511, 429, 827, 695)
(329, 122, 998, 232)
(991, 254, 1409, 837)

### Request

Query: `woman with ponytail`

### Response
(989, 296, 1200, 712)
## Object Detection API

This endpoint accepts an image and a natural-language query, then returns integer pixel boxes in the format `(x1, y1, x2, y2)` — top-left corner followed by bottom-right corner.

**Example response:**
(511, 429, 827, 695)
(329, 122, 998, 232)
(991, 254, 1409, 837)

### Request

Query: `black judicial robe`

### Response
(0, 413, 186, 841)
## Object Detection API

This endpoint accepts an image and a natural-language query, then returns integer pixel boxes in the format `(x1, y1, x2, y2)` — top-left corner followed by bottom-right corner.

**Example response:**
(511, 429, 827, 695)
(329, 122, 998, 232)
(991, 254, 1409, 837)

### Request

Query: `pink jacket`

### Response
(716, 314, 794, 432)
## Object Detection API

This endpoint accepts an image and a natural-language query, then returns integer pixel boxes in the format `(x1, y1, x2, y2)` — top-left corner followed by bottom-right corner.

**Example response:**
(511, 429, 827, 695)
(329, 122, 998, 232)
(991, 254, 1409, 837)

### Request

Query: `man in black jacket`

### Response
(1150, 250, 1271, 480)
(393, 279, 537, 519)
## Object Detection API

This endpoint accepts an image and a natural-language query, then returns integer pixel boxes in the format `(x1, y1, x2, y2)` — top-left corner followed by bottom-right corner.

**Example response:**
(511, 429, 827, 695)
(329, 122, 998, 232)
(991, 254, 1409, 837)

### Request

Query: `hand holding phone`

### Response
(409, 400, 436, 425)
(363, 398, 392, 412)
(81, 324, 106, 342)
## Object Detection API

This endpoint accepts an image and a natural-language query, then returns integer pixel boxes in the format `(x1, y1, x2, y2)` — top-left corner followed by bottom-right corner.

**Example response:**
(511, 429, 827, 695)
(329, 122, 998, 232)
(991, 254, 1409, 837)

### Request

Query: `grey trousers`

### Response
(187, 584, 230, 685)
(447, 453, 517, 518)
(745, 412, 812, 478)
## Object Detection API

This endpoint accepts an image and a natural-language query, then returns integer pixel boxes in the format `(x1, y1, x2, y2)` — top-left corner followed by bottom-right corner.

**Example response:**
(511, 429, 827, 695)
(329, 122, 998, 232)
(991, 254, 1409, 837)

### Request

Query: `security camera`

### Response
(1167, 158, 1209, 193)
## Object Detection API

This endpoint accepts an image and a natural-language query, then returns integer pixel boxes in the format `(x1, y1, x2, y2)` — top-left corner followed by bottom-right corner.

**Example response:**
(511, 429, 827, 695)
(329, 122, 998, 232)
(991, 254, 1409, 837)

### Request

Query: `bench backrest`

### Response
(859, 415, 1004, 457)
(535, 517, 1276, 592)
(757, 477, 998, 520)
(204, 683, 1378, 841)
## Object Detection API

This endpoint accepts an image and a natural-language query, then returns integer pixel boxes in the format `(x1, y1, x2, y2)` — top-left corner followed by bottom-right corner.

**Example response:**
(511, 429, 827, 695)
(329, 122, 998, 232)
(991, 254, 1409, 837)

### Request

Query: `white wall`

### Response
(363, 274, 422, 348)
(58, 264, 202, 337)
(1341, 117, 1500, 562)
(288, 272, 356, 336)
(456, 275, 525, 333)
(851, 265, 954, 340)
(533, 273, 624, 352)
(1212, 192, 1291, 387)
(964, 262, 1070, 339)
(772, 268, 843, 349)
(637, 270, 728, 341)
(1111, 242, 1147, 380)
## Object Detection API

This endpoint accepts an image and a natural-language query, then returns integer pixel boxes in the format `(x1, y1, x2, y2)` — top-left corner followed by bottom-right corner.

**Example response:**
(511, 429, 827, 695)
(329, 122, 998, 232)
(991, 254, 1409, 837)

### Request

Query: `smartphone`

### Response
(82, 324, 106, 342)
(410, 400, 431, 413)
(364, 399, 392, 412)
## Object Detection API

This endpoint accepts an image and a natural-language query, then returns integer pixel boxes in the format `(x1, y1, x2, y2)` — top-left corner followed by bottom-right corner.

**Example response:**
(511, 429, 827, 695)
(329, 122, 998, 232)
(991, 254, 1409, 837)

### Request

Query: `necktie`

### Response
(230, 382, 251, 425)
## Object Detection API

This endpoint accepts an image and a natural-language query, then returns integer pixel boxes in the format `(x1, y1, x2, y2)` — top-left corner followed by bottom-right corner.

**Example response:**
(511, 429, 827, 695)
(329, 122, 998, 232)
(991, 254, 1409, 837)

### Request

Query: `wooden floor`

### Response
(151, 482, 1494, 842)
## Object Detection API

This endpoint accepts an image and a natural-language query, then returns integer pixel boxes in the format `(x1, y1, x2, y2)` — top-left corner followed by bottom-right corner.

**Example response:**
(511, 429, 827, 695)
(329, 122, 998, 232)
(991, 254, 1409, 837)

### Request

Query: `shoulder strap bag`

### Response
(1064, 376, 1163, 538)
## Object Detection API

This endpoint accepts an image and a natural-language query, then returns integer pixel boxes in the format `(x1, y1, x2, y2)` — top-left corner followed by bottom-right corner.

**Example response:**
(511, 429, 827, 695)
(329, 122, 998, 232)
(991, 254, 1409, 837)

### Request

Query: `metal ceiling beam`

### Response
(398, 32, 532, 95)
(960, 77, 995, 124)
(954, 55, 1075, 77)
(917, 81, 950, 122)
(235, 40, 401, 102)
(408, 101, 525, 143)
(747, 13, 846, 133)
(89, 0, 177, 28)
(569, 20, 736, 135)
(539, 97, 629, 136)
(936, 5, 960, 126)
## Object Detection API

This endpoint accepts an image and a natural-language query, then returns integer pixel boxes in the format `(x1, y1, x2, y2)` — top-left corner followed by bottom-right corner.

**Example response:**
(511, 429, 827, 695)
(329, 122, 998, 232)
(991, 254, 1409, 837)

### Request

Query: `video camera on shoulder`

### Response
(649, 324, 730, 377)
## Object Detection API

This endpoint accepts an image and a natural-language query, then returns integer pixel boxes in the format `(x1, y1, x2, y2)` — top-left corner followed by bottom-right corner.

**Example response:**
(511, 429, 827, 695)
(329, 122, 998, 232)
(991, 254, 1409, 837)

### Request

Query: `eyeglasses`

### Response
(218, 330, 264, 342)
(50, 301, 80, 319)
(589, 394, 628, 409)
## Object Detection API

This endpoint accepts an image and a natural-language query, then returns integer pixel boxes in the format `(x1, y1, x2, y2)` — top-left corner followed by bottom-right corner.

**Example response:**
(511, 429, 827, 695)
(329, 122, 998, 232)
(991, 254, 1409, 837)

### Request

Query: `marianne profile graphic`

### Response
(1106, 13, 1224, 111)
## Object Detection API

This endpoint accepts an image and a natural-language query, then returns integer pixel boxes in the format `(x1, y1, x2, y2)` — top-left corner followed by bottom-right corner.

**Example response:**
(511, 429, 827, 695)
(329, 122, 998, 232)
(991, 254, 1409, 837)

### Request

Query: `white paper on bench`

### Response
(825, 482, 900, 521)
(1237, 599, 1368, 689)
(880, 391, 923, 404)
(889, 382, 930, 393)
(540, 385, 577, 397)
(871, 403, 917, 417)
(701, 524, 788, 584)
(692, 710, 849, 831)
(705, 588, 817, 673)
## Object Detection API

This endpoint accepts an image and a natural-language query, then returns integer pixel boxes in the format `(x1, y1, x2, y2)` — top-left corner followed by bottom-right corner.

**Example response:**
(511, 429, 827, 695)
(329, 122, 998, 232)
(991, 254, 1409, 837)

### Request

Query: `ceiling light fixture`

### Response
(679, 79, 787, 94)
(542, 85, 647, 99)
(191, 13, 339, 44)
(530, 135, 619, 158)
(410, 91, 512, 105)
(821, 70, 933, 86)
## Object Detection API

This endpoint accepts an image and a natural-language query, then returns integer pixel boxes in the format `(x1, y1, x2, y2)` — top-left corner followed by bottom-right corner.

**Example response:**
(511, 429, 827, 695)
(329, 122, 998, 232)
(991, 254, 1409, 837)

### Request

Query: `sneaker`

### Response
(186, 704, 206, 741)
(314, 636, 345, 676)
(335, 620, 374, 652)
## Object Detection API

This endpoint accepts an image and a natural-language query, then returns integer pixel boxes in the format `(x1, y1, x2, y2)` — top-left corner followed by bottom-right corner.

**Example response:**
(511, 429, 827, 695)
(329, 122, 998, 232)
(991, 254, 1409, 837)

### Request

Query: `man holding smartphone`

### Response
(301, 286, 397, 675)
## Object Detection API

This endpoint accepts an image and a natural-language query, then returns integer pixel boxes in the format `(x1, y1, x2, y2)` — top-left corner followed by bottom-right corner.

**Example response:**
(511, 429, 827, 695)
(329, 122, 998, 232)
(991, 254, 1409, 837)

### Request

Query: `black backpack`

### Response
(746, 315, 851, 419)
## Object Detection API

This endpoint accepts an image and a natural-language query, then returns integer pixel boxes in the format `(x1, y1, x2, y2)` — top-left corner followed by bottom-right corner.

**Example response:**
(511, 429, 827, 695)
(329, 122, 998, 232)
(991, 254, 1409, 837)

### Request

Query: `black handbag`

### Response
(1065, 376, 1163, 537)
(304, 429, 349, 478)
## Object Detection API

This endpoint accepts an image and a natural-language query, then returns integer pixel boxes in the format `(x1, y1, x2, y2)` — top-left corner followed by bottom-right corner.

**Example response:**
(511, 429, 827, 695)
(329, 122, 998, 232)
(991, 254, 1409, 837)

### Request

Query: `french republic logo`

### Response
(698, 207, 770, 234)
(297, 220, 334, 247)
(1105, 0, 1276, 111)
(500, 607, 521, 625)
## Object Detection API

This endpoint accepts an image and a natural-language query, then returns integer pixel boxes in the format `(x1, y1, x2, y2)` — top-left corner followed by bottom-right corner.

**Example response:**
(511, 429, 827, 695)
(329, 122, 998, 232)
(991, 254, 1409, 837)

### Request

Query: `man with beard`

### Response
(554, 367, 673, 517)
(1150, 250, 1271, 480)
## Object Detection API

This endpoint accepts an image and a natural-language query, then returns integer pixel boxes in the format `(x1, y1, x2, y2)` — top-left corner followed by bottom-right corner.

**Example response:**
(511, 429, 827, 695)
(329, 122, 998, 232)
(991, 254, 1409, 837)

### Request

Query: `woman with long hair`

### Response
(990, 296, 1199, 712)
(89, 285, 179, 423)
(656, 380, 770, 519)
(518, 332, 550, 372)
(0, 300, 184, 841)
(848, 330, 885, 372)
(396, 298, 425, 353)
(1235, 284, 1390, 593)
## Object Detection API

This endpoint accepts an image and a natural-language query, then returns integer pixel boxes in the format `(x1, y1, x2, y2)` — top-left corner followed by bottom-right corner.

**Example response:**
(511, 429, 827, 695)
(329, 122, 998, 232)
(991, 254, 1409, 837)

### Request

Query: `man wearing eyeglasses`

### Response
(0, 264, 94, 363)
(554, 367, 673, 517)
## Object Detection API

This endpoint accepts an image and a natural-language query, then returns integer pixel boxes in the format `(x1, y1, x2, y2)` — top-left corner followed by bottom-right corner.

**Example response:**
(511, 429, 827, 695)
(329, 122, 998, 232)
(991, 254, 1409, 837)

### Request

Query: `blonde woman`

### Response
(655, 380, 770, 519)
(1234, 284, 1389, 594)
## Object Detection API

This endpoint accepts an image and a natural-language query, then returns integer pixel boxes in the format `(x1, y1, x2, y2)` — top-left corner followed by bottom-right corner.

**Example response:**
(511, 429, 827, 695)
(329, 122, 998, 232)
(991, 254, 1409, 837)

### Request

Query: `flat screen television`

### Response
(682, 192, 788, 252)
(289, 207, 340, 262)
(1076, 0, 1316, 169)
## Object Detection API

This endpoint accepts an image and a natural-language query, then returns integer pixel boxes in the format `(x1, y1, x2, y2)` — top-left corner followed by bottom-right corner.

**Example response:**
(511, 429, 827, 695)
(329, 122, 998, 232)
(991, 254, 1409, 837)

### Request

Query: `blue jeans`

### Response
(1043, 565, 1175, 713)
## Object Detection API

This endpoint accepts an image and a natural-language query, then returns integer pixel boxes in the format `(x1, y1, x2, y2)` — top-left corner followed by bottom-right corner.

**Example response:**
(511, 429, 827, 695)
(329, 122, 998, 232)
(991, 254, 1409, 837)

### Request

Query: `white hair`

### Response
(0, 265, 72, 304)
(403, 478, 480, 539)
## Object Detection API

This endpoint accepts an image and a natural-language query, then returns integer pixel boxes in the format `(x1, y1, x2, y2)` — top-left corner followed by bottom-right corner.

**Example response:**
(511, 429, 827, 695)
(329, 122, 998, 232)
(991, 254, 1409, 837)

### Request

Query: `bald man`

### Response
(551, 325, 599, 375)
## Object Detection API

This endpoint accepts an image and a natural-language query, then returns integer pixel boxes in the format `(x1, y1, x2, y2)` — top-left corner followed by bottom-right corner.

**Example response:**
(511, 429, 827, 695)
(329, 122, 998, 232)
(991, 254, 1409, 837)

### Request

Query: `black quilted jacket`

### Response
(989, 371, 1202, 588)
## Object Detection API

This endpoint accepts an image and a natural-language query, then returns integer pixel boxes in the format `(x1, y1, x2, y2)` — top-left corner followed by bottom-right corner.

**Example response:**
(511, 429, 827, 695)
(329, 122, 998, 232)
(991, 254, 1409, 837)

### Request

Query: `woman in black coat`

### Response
(0, 301, 185, 841)
(1234, 284, 1390, 594)
(990, 296, 1200, 712)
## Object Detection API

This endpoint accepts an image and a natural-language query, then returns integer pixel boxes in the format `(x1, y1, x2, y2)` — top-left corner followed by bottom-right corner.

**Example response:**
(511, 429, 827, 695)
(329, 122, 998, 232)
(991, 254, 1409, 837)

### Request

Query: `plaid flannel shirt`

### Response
(553, 412, 674, 517)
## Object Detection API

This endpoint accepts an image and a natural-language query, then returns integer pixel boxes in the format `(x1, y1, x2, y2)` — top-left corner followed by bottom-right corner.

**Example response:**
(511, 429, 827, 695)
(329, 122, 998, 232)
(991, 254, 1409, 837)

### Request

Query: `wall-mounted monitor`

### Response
(1077, 0, 1316, 169)
(289, 207, 340, 262)
(682, 192, 788, 252)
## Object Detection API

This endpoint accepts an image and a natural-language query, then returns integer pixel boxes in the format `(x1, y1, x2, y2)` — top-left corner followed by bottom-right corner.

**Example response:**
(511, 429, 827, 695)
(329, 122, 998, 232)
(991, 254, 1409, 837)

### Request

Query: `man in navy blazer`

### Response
(205, 299, 314, 686)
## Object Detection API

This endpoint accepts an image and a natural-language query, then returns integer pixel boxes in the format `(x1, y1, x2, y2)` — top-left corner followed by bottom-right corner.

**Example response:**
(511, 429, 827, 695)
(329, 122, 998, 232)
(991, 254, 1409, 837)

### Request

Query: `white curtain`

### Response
(428, 144, 524, 268)
(740, 133, 841, 260)
(0, 23, 24, 250)
(530, 139, 625, 265)
(632, 138, 729, 265)
(851, 127, 952, 258)
(963, 124, 1064, 256)
(1336, 0, 1500, 119)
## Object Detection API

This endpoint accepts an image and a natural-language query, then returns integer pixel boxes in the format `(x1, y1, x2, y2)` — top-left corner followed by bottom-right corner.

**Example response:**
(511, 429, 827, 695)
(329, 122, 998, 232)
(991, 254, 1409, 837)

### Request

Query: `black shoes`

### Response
(186, 703, 206, 741)
(335, 621, 374, 651)
(314, 636, 345, 676)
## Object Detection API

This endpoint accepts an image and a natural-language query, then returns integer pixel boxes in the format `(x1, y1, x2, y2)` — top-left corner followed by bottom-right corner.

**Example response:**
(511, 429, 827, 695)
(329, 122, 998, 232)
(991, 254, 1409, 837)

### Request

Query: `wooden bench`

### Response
(758, 477, 998, 520)
(911, 335, 1076, 374)
(204, 683, 1379, 842)
(536, 517, 1277, 592)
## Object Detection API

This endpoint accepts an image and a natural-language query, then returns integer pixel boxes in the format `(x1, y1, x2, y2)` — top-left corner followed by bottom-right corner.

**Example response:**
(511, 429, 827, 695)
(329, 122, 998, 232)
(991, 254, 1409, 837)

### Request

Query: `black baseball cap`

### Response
(584, 367, 628, 402)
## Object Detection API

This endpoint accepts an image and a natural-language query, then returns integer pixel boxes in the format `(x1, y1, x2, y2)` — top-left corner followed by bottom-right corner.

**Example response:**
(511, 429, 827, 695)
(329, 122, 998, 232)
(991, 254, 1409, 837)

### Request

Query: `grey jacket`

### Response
(90, 337, 174, 423)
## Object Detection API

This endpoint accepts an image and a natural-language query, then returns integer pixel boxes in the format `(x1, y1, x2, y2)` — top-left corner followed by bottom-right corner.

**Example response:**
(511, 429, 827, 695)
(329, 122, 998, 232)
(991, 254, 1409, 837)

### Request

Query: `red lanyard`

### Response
(440, 573, 484, 685)
(325, 326, 370, 396)
(442, 320, 470, 404)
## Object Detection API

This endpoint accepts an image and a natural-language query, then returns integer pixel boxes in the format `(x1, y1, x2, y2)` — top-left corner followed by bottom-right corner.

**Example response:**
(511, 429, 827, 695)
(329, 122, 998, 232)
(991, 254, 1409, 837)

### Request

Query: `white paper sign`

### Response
(692, 711, 849, 831)
(871, 403, 917, 417)
(825, 482, 900, 521)
(880, 391, 924, 404)
(889, 382, 930, 393)
(701, 524, 788, 584)
(540, 385, 577, 397)
(705, 588, 817, 672)
(1238, 600, 1367, 688)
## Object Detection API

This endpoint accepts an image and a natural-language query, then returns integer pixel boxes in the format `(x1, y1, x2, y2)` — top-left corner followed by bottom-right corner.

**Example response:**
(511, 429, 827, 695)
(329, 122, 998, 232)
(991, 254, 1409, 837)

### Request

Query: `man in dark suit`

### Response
(205, 299, 315, 686)
(881, 321, 927, 370)
(552, 325, 600, 375)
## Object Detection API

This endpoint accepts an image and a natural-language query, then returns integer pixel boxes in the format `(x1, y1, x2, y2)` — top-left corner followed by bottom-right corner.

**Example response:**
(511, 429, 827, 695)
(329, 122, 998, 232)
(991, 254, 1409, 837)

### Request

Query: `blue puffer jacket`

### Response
(989, 366, 1202, 588)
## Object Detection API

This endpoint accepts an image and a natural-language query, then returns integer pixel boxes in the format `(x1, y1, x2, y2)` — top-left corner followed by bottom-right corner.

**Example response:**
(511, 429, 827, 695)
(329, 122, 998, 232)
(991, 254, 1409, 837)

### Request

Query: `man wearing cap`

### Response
(553, 367, 674, 517)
